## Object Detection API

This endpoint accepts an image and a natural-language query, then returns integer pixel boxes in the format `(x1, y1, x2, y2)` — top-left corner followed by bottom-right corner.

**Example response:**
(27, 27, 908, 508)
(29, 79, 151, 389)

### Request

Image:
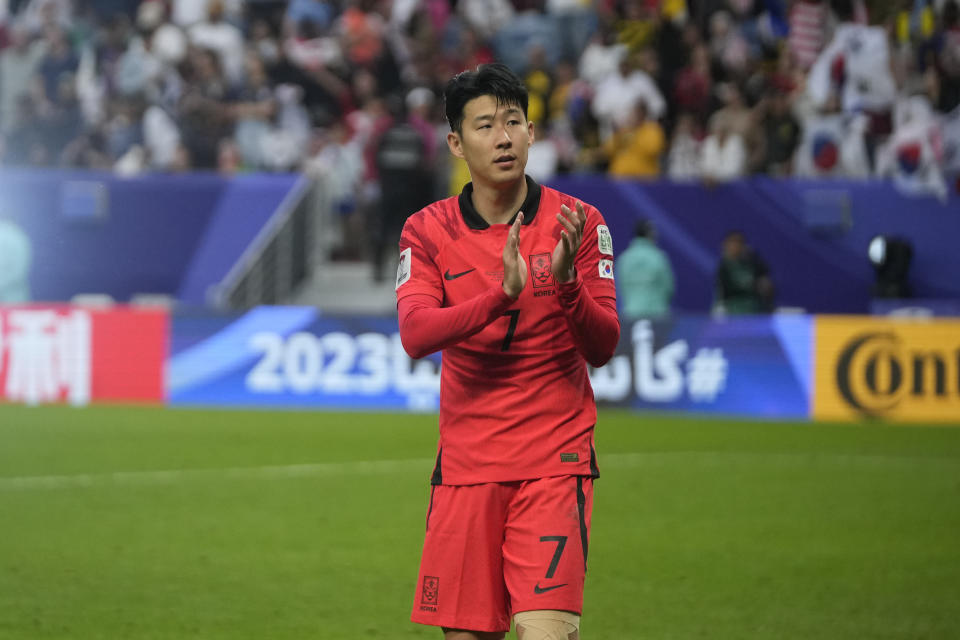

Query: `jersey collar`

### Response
(457, 175, 542, 230)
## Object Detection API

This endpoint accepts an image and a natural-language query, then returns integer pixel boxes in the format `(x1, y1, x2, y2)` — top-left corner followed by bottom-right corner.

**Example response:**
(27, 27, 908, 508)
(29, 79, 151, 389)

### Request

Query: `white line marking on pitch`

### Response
(0, 451, 954, 491)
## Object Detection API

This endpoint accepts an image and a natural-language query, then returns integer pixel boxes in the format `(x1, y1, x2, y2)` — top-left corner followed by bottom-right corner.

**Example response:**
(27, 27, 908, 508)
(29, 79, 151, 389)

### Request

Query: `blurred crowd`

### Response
(0, 0, 959, 200)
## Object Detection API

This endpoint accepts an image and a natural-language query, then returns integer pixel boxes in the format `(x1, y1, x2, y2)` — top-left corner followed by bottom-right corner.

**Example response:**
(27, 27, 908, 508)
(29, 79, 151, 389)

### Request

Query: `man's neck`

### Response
(470, 177, 528, 226)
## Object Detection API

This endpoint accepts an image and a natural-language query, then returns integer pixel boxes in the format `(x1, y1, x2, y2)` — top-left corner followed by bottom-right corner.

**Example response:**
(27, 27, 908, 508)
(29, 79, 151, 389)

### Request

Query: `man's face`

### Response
(448, 95, 533, 188)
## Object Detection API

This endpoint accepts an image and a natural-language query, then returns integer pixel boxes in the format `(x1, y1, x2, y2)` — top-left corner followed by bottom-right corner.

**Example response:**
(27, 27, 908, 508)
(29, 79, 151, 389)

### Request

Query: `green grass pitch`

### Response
(0, 405, 958, 639)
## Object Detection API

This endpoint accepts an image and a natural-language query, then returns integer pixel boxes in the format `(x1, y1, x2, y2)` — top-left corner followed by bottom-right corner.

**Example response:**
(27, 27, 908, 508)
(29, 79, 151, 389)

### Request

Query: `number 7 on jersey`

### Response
(501, 310, 520, 351)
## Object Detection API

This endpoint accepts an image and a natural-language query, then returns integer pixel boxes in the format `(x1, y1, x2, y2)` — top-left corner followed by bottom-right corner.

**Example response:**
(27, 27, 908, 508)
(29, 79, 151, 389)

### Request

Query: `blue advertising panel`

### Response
(168, 307, 440, 410)
(590, 315, 812, 418)
(168, 309, 811, 418)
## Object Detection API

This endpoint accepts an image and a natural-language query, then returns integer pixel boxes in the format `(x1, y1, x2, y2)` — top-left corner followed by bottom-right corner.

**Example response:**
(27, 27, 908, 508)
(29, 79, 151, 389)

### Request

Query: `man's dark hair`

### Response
(443, 63, 529, 134)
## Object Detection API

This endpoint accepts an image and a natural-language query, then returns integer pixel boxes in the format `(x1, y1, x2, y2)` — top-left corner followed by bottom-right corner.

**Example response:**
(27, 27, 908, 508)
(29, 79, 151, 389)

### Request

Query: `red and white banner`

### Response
(0, 306, 167, 406)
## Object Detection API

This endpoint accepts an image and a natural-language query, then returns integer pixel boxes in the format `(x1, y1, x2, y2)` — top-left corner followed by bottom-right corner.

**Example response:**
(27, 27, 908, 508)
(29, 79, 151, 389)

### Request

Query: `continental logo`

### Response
(814, 317, 960, 423)
(836, 332, 957, 417)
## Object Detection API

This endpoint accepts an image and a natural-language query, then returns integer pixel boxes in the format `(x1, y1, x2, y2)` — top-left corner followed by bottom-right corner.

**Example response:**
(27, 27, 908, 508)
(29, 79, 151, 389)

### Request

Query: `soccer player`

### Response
(396, 63, 620, 640)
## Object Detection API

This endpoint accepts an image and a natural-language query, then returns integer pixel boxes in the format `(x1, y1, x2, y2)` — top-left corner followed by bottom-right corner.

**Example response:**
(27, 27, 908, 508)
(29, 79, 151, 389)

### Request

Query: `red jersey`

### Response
(396, 177, 620, 485)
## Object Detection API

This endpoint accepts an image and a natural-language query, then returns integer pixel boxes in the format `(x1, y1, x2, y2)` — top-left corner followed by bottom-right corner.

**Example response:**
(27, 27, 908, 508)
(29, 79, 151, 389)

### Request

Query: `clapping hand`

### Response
(502, 212, 528, 299)
(552, 201, 586, 283)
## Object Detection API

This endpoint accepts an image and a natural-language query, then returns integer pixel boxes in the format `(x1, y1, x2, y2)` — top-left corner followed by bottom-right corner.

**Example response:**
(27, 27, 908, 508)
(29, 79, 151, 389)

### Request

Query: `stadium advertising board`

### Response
(168, 309, 810, 417)
(168, 307, 441, 409)
(592, 316, 811, 418)
(0, 306, 167, 406)
(813, 316, 960, 422)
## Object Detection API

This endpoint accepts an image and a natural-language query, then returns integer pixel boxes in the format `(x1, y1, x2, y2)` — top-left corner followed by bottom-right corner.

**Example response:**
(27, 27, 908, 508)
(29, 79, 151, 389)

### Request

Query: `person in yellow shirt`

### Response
(601, 98, 665, 178)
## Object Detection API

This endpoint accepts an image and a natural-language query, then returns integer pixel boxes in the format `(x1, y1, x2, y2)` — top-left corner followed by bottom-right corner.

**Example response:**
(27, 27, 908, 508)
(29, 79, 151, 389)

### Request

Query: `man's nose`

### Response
(496, 125, 512, 147)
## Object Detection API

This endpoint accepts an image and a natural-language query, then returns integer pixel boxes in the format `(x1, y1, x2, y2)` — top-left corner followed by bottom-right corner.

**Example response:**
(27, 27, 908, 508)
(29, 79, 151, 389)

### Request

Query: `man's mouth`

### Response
(495, 155, 516, 165)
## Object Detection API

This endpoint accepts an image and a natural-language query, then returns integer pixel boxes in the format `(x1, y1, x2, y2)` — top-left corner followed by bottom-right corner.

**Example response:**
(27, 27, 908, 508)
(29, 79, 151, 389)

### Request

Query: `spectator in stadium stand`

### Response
(546, 0, 600, 65)
(177, 46, 232, 168)
(666, 111, 703, 180)
(188, 0, 245, 88)
(0, 24, 46, 135)
(807, 0, 896, 151)
(17, 0, 71, 36)
(0, 217, 32, 303)
(615, 219, 675, 322)
(655, 2, 695, 111)
(758, 87, 800, 176)
(301, 118, 365, 259)
(456, 0, 514, 42)
(285, 0, 338, 34)
(36, 24, 77, 105)
(545, 58, 575, 124)
(171, 0, 244, 29)
(5, 0, 958, 180)
(709, 82, 765, 173)
(707, 9, 751, 80)
(447, 25, 495, 80)
(591, 47, 665, 141)
(369, 91, 434, 283)
(788, 0, 829, 71)
(336, 0, 386, 70)
(598, 97, 665, 178)
(714, 230, 774, 315)
(230, 52, 278, 169)
(578, 16, 626, 87)
(249, 17, 281, 68)
(3, 93, 46, 166)
(672, 43, 713, 126)
(522, 43, 553, 129)
(700, 111, 747, 183)
(398, 63, 619, 640)
(934, 0, 960, 113)
(612, 0, 659, 54)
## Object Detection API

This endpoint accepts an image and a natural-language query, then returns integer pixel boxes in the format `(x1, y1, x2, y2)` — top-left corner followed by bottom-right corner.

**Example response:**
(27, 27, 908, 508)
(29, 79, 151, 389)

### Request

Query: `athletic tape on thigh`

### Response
(513, 610, 580, 640)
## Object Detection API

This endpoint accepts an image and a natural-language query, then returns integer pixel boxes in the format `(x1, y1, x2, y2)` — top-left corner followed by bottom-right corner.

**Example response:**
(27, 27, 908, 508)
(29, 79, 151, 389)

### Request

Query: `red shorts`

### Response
(411, 475, 593, 633)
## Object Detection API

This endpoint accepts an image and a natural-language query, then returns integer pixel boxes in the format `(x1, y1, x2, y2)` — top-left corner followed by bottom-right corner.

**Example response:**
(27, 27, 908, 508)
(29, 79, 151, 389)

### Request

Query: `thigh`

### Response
(411, 483, 515, 633)
(502, 476, 593, 617)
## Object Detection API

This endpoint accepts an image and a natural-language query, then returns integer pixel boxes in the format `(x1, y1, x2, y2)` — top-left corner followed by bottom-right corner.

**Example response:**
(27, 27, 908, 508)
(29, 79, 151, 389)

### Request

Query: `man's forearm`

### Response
(557, 273, 620, 367)
(398, 288, 516, 359)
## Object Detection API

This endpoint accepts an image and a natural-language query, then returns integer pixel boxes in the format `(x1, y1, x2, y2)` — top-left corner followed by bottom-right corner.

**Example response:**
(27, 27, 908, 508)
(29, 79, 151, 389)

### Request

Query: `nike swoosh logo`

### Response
(533, 583, 568, 594)
(444, 268, 476, 281)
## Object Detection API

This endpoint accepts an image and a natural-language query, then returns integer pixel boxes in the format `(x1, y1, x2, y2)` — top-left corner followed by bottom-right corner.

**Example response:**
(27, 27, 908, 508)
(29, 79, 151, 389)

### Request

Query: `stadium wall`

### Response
(2, 170, 957, 313)
(2, 305, 958, 423)
(0, 170, 300, 304)
(549, 175, 960, 314)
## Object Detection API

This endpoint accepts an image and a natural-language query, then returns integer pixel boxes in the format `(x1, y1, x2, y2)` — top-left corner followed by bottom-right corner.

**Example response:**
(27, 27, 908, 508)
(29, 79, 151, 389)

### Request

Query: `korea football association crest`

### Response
(420, 575, 439, 612)
(396, 247, 412, 290)
(528, 253, 554, 288)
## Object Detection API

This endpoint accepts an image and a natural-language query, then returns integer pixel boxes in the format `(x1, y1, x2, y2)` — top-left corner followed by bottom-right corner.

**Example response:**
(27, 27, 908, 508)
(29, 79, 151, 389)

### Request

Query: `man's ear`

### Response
(447, 131, 464, 159)
(528, 120, 535, 146)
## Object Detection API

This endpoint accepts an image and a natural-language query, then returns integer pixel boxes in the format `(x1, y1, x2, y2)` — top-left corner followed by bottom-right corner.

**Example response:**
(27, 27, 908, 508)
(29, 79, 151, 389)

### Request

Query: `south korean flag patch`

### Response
(396, 247, 412, 289)
(597, 225, 613, 256)
(598, 259, 614, 279)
